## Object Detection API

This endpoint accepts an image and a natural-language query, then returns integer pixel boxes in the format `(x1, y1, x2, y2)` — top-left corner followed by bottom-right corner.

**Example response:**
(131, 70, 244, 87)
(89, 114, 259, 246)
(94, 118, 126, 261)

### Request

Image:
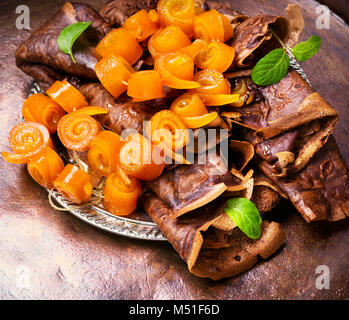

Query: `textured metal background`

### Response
(0, 0, 348, 299)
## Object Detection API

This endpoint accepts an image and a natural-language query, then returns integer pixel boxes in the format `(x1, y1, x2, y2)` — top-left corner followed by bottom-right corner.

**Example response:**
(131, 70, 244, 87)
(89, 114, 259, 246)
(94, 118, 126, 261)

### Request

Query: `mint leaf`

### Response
(57, 22, 92, 63)
(251, 48, 290, 86)
(225, 198, 262, 239)
(292, 36, 322, 62)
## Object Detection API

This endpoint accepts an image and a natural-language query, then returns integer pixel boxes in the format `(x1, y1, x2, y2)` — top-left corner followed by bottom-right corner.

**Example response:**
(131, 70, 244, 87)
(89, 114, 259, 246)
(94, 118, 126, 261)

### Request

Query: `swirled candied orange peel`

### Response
(53, 164, 93, 204)
(193, 9, 224, 42)
(195, 41, 235, 73)
(157, 0, 196, 37)
(96, 28, 143, 65)
(22, 93, 65, 134)
(170, 92, 218, 128)
(191, 69, 239, 106)
(148, 25, 191, 58)
(57, 113, 100, 151)
(155, 52, 200, 89)
(88, 131, 121, 177)
(46, 80, 88, 113)
(123, 9, 159, 42)
(119, 133, 165, 181)
(27, 146, 64, 189)
(2, 121, 53, 164)
(146, 110, 191, 164)
(127, 70, 164, 101)
(95, 54, 134, 99)
(103, 166, 142, 216)
(171, 92, 208, 117)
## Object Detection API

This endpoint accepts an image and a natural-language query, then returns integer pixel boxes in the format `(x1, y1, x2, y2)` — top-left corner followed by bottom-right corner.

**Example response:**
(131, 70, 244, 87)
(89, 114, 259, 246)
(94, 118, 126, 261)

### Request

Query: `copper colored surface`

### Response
(0, 0, 348, 299)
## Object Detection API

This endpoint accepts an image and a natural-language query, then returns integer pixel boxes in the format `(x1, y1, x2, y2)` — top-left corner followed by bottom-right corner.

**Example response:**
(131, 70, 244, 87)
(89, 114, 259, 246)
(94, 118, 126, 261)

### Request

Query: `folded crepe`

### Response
(260, 136, 349, 222)
(142, 192, 285, 280)
(231, 4, 304, 67)
(100, 0, 158, 26)
(230, 71, 338, 177)
(79, 83, 164, 135)
(15, 2, 111, 89)
(147, 150, 241, 217)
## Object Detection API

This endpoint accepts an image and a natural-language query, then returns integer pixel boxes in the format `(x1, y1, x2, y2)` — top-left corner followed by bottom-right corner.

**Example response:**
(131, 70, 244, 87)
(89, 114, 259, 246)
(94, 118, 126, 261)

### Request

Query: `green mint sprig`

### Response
(225, 198, 262, 239)
(252, 34, 322, 86)
(57, 22, 92, 63)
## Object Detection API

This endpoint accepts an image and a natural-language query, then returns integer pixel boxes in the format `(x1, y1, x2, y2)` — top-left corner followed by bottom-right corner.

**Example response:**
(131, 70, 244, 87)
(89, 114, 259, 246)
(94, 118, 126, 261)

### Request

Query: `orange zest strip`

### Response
(155, 52, 200, 89)
(119, 133, 165, 181)
(195, 41, 235, 73)
(53, 164, 93, 204)
(95, 54, 134, 98)
(69, 106, 108, 117)
(146, 110, 190, 155)
(193, 9, 224, 42)
(182, 111, 218, 128)
(170, 92, 208, 117)
(103, 166, 142, 216)
(27, 146, 64, 189)
(199, 93, 240, 106)
(22, 93, 65, 134)
(123, 9, 159, 42)
(157, 0, 196, 37)
(88, 131, 121, 177)
(127, 70, 164, 101)
(148, 25, 191, 58)
(46, 80, 88, 113)
(96, 28, 143, 65)
(2, 121, 52, 164)
(57, 113, 100, 151)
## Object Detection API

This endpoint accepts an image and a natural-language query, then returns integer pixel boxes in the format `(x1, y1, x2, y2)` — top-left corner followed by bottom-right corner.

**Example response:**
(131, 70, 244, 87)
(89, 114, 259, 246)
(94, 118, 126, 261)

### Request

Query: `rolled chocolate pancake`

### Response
(231, 4, 304, 67)
(147, 150, 240, 217)
(15, 2, 111, 89)
(231, 71, 338, 177)
(79, 83, 164, 135)
(231, 15, 288, 68)
(260, 136, 349, 222)
(142, 193, 285, 280)
(100, 0, 158, 26)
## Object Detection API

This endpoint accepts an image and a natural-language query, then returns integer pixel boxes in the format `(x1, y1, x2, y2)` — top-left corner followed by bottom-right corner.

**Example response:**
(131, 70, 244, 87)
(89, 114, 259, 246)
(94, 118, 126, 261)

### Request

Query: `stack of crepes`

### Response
(14, 0, 349, 280)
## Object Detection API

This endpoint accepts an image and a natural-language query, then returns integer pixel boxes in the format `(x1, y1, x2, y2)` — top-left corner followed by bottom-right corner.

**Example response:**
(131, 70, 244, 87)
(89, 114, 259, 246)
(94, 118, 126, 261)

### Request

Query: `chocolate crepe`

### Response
(147, 150, 238, 217)
(79, 83, 164, 135)
(142, 193, 285, 280)
(230, 71, 338, 177)
(100, 0, 158, 26)
(231, 4, 304, 67)
(15, 2, 111, 89)
(260, 136, 349, 222)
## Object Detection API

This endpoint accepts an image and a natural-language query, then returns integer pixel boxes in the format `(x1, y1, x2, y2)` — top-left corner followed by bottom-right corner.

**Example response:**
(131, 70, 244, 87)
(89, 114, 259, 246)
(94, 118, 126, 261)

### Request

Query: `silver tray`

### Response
(30, 55, 309, 242)
(30, 83, 167, 241)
